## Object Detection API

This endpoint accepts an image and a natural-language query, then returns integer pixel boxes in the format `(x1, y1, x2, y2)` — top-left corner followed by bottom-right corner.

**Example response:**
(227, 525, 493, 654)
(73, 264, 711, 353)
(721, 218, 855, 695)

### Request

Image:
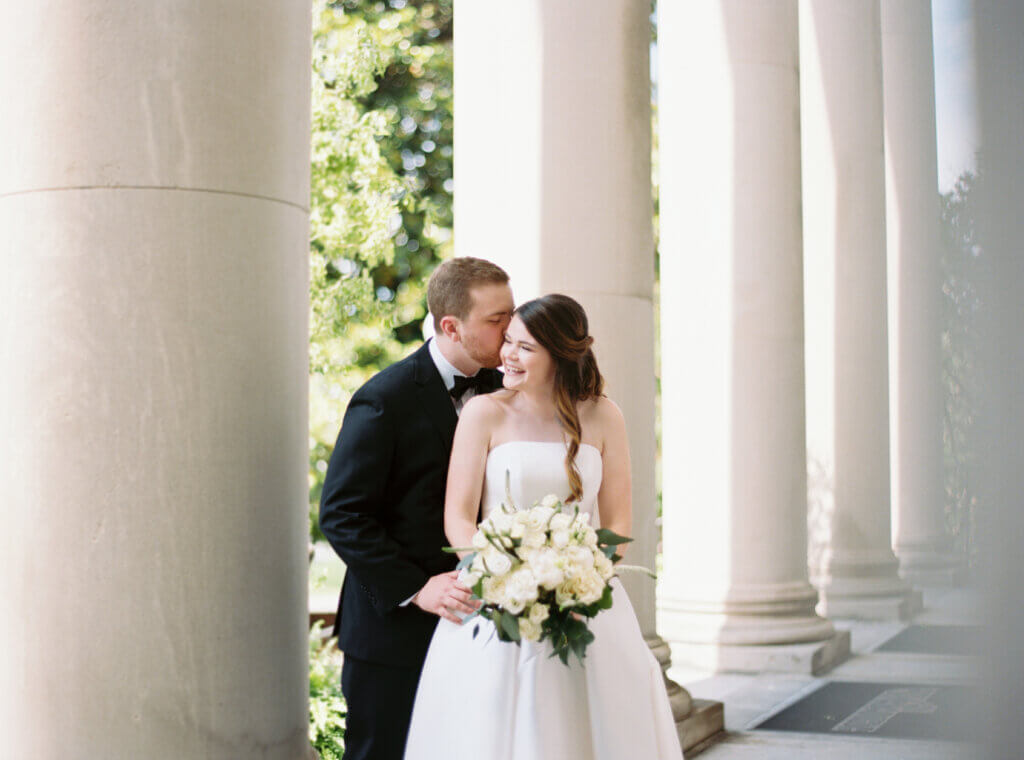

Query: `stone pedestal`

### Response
(657, 0, 850, 677)
(0, 3, 314, 757)
(880, 0, 965, 586)
(799, 0, 921, 620)
(455, 0, 721, 748)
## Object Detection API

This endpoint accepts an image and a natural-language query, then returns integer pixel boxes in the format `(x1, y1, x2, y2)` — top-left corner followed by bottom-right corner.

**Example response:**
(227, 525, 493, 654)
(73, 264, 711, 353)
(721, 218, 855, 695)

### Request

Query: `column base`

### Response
(679, 699, 725, 754)
(896, 545, 968, 586)
(816, 551, 924, 620)
(669, 629, 851, 676)
(818, 587, 923, 620)
(647, 635, 725, 751)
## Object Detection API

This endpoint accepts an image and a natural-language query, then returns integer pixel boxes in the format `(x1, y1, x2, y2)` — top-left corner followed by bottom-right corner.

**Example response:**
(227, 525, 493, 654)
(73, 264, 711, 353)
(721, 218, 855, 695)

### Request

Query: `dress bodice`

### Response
(482, 441, 603, 527)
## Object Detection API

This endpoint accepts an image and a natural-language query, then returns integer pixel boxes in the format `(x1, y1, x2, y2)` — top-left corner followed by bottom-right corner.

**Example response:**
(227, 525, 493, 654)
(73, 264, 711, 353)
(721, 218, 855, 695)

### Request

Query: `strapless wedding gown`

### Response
(404, 441, 684, 760)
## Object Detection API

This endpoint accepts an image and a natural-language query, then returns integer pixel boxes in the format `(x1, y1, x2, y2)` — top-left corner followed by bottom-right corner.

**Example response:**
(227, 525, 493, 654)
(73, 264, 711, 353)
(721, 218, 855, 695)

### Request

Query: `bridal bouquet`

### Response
(448, 474, 649, 666)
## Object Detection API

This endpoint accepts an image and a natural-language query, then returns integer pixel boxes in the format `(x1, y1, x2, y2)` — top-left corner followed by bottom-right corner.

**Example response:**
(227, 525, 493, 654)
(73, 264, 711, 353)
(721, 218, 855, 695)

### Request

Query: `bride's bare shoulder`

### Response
(579, 396, 626, 450)
(460, 389, 515, 423)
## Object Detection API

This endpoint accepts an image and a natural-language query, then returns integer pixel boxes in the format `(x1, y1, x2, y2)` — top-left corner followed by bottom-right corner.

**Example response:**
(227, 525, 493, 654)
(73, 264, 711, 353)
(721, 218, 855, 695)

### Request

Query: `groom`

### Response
(319, 257, 514, 760)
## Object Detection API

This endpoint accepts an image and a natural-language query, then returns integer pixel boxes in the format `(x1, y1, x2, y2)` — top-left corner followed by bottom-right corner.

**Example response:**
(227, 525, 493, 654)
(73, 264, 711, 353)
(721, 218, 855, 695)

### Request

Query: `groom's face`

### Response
(457, 282, 515, 369)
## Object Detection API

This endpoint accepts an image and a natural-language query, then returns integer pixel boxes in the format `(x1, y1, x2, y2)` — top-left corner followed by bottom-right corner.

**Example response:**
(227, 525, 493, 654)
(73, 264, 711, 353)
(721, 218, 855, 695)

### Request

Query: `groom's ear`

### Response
(438, 314, 461, 342)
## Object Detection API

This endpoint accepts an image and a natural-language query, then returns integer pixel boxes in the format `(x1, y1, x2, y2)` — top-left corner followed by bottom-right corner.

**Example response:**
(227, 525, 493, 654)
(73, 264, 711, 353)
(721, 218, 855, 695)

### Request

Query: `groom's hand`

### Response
(412, 570, 479, 624)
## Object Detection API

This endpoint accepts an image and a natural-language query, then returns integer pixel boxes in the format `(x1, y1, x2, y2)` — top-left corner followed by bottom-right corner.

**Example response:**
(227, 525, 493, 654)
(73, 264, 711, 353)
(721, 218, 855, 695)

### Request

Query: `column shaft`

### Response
(881, 0, 964, 585)
(658, 0, 848, 673)
(799, 0, 920, 618)
(0, 2, 313, 757)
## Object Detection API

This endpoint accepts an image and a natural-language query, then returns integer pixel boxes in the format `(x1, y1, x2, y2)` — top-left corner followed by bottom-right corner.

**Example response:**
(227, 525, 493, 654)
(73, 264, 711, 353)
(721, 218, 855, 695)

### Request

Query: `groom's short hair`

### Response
(427, 257, 510, 331)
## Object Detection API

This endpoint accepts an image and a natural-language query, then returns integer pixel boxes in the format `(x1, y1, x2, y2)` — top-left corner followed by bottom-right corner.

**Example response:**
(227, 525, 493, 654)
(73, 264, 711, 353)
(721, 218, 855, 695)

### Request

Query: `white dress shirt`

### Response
(428, 337, 478, 413)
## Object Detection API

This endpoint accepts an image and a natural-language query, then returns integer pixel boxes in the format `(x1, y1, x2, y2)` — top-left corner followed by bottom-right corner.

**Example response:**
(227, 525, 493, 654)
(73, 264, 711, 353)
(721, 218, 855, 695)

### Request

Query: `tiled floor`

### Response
(668, 587, 982, 758)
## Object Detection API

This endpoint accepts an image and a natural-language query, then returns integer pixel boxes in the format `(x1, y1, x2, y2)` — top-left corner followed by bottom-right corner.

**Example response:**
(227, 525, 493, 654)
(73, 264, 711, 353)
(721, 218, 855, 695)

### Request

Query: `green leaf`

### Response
(596, 528, 633, 546)
(499, 611, 521, 642)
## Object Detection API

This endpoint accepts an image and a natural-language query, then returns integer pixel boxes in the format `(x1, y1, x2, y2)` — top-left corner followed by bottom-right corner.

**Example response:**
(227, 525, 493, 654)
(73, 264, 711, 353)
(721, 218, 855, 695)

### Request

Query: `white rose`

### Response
(489, 510, 513, 535)
(526, 505, 555, 530)
(576, 570, 606, 605)
(482, 575, 508, 606)
(504, 597, 526, 615)
(555, 578, 580, 607)
(540, 494, 561, 509)
(482, 546, 513, 576)
(528, 602, 550, 625)
(522, 527, 548, 549)
(518, 617, 542, 642)
(551, 528, 571, 549)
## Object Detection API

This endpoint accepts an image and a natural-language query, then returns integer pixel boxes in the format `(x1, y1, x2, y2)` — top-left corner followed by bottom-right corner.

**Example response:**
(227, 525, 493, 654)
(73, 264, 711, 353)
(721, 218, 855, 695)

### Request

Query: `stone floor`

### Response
(667, 586, 982, 758)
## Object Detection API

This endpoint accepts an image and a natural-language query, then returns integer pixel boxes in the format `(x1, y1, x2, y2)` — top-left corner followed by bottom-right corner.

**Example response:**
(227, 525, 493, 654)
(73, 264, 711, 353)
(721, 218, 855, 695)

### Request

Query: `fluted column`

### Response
(0, 2, 314, 757)
(881, 0, 964, 585)
(455, 0, 722, 749)
(658, 0, 850, 674)
(799, 0, 921, 619)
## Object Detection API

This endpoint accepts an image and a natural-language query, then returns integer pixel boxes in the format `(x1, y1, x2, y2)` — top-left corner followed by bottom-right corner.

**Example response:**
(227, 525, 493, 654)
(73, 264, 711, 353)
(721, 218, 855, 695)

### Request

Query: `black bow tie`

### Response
(450, 372, 489, 401)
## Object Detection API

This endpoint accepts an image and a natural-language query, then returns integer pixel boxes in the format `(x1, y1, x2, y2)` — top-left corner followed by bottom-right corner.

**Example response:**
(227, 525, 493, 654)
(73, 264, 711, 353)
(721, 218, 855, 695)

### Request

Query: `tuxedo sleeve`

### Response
(319, 392, 429, 614)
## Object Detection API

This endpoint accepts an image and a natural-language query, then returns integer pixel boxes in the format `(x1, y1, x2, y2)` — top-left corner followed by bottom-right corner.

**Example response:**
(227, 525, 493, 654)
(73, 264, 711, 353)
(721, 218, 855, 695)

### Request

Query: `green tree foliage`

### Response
(939, 169, 982, 565)
(309, 0, 454, 540)
(308, 623, 347, 758)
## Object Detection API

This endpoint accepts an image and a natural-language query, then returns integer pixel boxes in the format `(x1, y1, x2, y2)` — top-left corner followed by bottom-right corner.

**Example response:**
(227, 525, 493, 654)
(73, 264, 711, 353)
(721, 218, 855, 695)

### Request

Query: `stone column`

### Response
(799, 0, 921, 619)
(455, 0, 722, 749)
(657, 0, 850, 675)
(0, 2, 314, 758)
(881, 0, 964, 585)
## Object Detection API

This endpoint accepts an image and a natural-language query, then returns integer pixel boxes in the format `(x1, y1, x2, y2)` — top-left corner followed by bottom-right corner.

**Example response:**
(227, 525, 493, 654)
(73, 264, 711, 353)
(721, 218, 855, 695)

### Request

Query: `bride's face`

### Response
(501, 316, 555, 392)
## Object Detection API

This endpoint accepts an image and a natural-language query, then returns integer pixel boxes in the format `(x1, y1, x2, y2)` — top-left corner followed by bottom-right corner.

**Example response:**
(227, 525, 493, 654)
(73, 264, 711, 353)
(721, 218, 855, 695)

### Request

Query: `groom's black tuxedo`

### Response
(319, 340, 502, 759)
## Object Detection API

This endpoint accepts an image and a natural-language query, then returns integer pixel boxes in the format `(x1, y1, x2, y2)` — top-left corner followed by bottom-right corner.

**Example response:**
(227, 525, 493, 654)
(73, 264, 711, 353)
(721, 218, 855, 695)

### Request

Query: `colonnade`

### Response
(0, 0, 964, 756)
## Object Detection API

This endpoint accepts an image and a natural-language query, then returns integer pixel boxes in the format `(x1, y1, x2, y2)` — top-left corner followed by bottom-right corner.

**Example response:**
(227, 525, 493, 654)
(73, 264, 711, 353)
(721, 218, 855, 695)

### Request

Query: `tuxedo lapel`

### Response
(412, 342, 458, 451)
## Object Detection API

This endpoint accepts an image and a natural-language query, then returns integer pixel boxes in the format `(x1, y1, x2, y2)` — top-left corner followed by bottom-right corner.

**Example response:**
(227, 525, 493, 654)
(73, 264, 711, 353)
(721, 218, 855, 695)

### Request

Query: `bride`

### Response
(404, 294, 683, 760)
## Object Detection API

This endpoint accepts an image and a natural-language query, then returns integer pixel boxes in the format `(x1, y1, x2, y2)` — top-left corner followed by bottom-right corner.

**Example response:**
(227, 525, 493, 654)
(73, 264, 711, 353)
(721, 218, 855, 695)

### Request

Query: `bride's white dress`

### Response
(404, 441, 684, 760)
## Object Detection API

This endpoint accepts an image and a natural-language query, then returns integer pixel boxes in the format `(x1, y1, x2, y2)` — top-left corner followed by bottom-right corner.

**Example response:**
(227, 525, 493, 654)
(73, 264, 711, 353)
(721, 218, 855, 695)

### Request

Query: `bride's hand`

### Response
(412, 570, 480, 624)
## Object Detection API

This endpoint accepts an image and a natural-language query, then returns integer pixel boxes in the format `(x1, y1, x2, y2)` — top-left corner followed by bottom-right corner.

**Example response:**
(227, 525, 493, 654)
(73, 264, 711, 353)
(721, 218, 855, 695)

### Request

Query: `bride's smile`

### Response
(500, 315, 555, 392)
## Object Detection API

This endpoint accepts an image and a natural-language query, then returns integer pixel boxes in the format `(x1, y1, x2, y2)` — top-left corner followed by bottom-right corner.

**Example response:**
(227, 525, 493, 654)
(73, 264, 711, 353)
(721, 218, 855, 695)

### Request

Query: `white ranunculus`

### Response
(572, 511, 591, 528)
(550, 512, 572, 532)
(504, 596, 526, 615)
(528, 602, 550, 625)
(566, 545, 596, 575)
(540, 494, 561, 509)
(594, 552, 615, 580)
(518, 617, 542, 642)
(505, 567, 540, 607)
(529, 547, 565, 590)
(551, 528, 571, 549)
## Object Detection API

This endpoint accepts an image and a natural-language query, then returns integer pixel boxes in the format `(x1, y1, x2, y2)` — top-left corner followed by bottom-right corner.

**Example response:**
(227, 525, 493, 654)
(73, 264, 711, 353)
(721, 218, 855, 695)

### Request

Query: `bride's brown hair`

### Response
(514, 294, 604, 502)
